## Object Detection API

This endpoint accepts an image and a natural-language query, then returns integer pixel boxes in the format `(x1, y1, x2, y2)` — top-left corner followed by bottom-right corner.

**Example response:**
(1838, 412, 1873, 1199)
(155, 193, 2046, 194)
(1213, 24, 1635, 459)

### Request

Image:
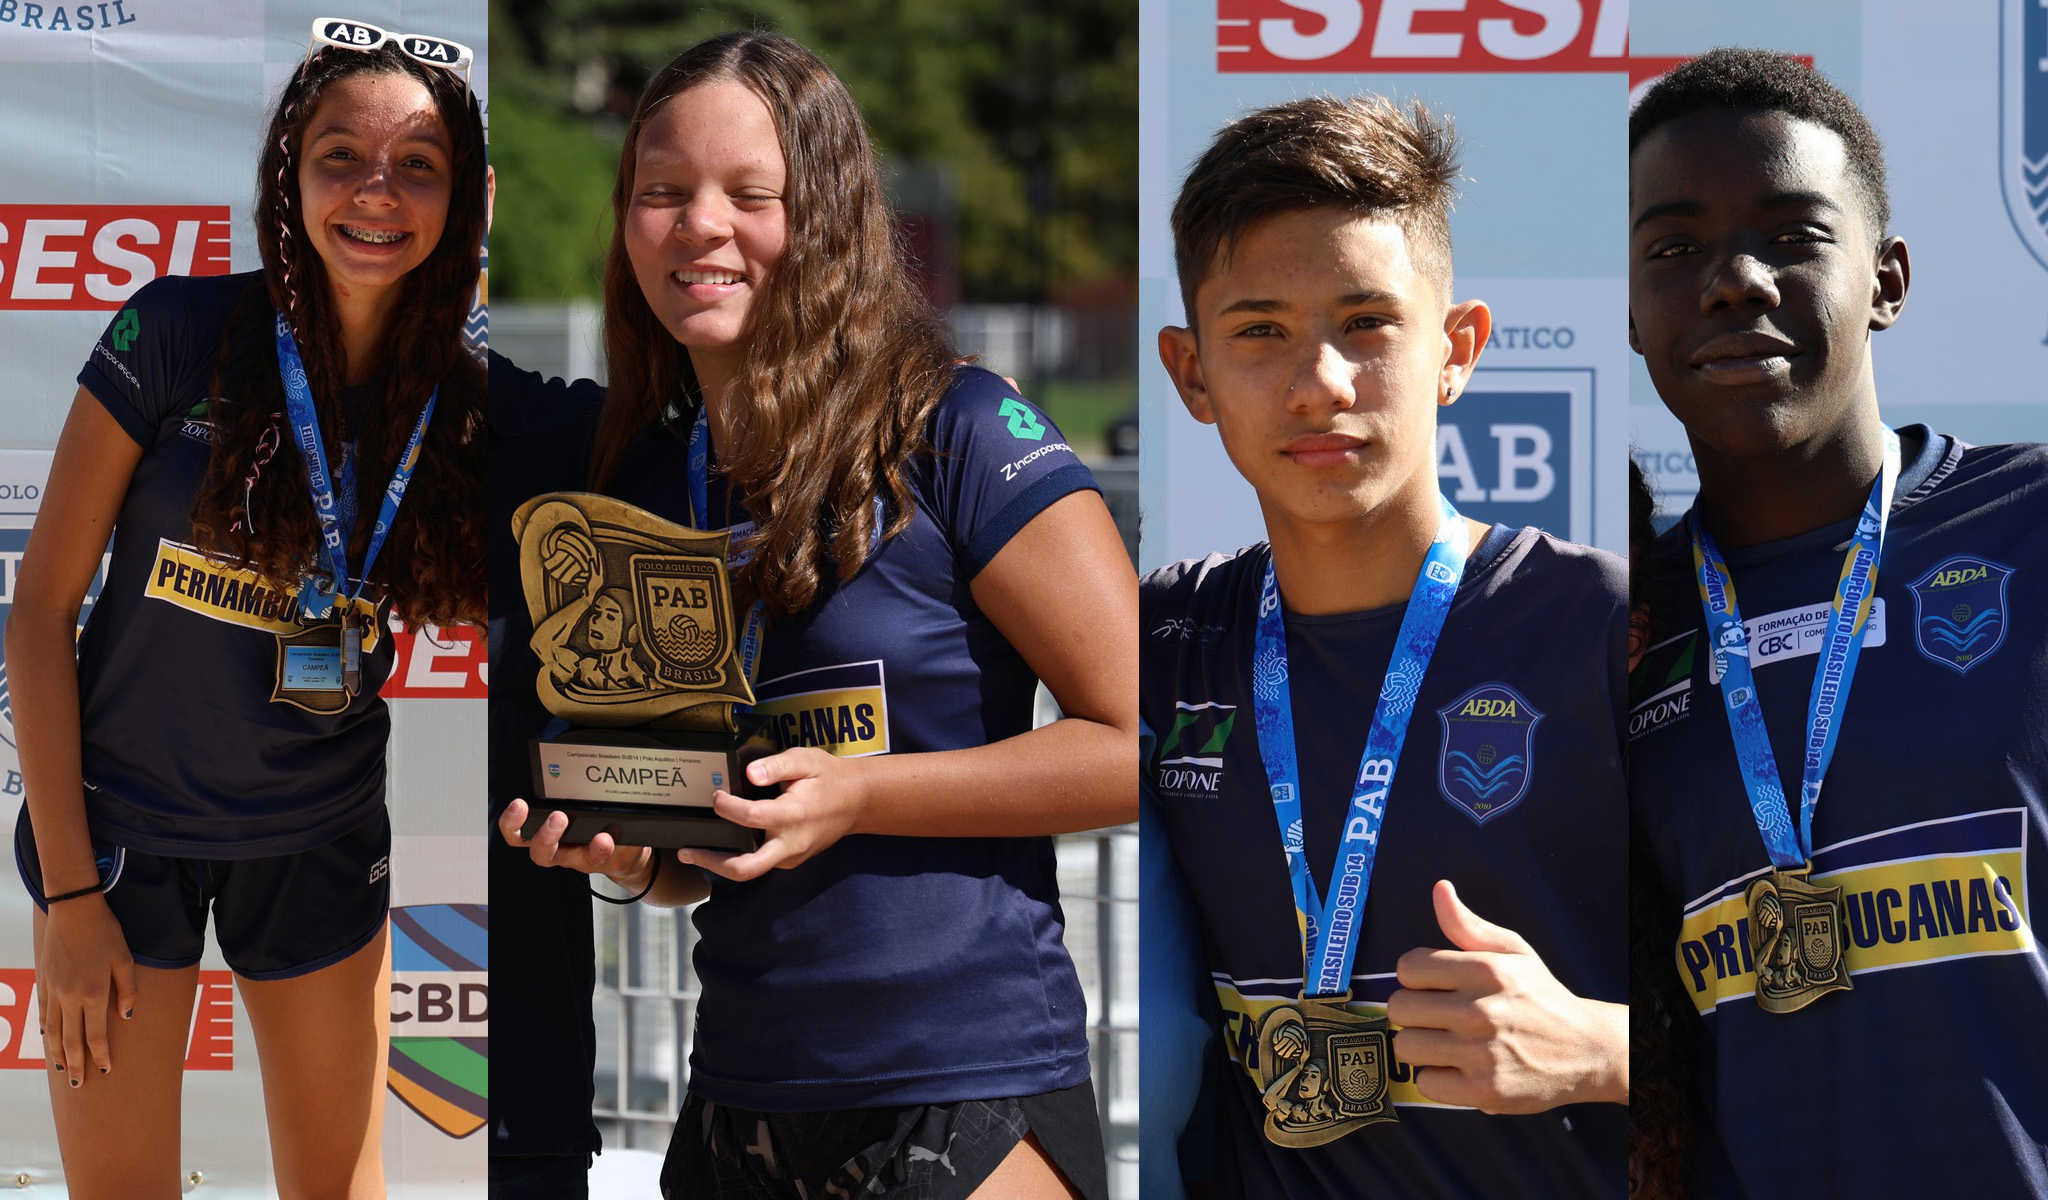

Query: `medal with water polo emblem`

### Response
(1254, 994, 1397, 1146)
(1744, 866, 1852, 1013)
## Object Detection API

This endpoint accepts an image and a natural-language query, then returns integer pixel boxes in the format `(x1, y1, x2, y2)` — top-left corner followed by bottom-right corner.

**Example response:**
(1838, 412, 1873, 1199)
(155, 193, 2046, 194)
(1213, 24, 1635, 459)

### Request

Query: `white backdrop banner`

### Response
(1139, 0, 1632, 569)
(0, 2, 486, 1194)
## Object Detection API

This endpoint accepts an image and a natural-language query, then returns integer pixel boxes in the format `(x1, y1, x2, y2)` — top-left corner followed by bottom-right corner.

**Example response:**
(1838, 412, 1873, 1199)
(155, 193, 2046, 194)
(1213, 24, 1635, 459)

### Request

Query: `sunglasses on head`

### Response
(307, 17, 474, 98)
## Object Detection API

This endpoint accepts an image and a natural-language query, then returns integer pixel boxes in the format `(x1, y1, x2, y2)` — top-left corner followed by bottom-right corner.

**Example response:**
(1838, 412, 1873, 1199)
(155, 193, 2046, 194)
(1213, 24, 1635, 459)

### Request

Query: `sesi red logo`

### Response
(381, 623, 488, 699)
(1218, 0, 1627, 73)
(0, 967, 234, 1070)
(0, 205, 231, 310)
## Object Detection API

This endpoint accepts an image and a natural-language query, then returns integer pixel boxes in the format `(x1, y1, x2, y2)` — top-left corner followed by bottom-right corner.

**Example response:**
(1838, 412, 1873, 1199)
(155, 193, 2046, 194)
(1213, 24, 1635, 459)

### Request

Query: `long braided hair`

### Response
(189, 41, 487, 628)
(588, 32, 957, 619)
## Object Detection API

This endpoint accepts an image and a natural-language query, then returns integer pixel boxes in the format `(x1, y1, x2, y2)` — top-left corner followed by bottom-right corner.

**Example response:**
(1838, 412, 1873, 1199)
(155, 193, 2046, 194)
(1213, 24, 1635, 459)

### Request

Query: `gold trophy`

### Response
(512, 492, 772, 851)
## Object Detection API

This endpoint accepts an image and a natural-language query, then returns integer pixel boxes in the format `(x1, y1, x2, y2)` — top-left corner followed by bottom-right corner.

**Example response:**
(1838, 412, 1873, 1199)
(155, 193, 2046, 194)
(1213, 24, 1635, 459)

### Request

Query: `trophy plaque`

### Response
(512, 492, 771, 852)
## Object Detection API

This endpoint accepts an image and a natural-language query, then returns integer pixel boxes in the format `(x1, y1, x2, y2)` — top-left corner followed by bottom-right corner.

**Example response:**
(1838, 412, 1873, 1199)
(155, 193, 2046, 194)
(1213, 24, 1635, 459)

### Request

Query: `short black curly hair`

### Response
(1630, 47, 1890, 238)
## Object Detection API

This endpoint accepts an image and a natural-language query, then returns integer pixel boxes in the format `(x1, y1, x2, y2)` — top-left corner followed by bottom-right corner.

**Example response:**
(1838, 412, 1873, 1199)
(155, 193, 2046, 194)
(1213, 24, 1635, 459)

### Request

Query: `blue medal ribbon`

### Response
(1251, 495, 1469, 998)
(273, 310, 436, 618)
(1690, 426, 1901, 869)
(688, 403, 765, 690)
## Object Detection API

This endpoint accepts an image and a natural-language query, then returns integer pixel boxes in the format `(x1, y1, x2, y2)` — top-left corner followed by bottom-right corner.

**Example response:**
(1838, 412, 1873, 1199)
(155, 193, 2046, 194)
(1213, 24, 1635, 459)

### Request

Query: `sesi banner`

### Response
(0, 967, 235, 1069)
(382, 624, 488, 699)
(0, 205, 233, 310)
(1218, 0, 1628, 73)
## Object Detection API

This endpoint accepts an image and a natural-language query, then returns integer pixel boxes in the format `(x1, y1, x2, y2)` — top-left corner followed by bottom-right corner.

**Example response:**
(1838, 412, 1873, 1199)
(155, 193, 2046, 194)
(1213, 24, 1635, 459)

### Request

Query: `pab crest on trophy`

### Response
(512, 493, 769, 851)
(519, 495, 752, 724)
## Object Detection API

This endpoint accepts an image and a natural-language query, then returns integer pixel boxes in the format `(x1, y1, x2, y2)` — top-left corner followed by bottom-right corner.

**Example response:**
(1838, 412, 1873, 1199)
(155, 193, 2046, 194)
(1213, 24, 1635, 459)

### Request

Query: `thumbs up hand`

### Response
(1384, 879, 1628, 1114)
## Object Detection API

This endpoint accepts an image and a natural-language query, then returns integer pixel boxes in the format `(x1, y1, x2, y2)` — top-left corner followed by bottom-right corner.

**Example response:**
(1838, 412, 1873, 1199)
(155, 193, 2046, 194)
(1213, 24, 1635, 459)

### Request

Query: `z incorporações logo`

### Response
(998, 396, 1046, 441)
(110, 307, 139, 351)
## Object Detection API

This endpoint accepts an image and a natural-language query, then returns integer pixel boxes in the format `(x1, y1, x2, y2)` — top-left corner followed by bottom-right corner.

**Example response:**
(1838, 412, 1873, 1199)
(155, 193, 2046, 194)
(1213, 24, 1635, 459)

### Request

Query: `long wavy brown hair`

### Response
(188, 41, 487, 628)
(588, 31, 957, 618)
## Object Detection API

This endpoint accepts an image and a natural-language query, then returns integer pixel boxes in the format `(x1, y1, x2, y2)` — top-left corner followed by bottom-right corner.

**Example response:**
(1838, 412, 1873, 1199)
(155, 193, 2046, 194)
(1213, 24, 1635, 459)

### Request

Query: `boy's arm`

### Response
(1140, 719, 1222, 1199)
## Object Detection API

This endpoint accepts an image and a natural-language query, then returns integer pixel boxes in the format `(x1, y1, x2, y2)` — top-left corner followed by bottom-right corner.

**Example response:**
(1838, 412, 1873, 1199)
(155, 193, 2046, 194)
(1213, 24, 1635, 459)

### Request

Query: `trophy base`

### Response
(527, 726, 769, 852)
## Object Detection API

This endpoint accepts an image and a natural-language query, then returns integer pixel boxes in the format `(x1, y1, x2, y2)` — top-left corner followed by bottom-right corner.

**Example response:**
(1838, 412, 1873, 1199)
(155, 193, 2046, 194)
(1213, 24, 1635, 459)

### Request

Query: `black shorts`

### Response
(662, 1079, 1110, 1200)
(13, 803, 390, 980)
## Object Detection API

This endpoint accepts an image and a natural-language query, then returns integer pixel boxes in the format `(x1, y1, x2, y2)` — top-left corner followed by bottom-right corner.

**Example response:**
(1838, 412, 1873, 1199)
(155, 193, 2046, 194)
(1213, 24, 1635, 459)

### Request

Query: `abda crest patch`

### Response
(1908, 555, 2014, 674)
(1435, 682, 1542, 824)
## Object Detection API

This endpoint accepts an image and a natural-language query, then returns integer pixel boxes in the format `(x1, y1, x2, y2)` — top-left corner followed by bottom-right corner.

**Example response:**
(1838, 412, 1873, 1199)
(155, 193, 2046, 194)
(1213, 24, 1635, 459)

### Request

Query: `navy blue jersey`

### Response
(597, 366, 1099, 1109)
(485, 352, 606, 1156)
(69, 272, 395, 857)
(1630, 426, 2048, 1196)
(1141, 530, 1629, 1198)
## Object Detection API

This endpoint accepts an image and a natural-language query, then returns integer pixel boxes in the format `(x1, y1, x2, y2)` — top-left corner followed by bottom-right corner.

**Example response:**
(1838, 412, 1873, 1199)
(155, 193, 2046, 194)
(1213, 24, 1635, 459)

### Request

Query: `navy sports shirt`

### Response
(68, 272, 393, 857)
(588, 365, 1100, 1108)
(1630, 426, 2048, 1196)
(1142, 529, 1629, 1198)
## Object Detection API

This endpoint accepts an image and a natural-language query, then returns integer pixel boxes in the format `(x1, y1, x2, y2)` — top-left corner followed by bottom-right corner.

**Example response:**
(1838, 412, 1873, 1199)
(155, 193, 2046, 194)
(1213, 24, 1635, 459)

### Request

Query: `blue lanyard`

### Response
(688, 403, 765, 687)
(1690, 426, 1900, 869)
(273, 311, 436, 618)
(1252, 495, 1469, 998)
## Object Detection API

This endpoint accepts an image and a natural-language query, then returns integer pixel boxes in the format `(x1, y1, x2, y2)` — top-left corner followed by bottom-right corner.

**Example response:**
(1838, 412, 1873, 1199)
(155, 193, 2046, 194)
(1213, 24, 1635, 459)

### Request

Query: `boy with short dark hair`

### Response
(1628, 47, 2048, 1196)
(1142, 94, 1628, 1197)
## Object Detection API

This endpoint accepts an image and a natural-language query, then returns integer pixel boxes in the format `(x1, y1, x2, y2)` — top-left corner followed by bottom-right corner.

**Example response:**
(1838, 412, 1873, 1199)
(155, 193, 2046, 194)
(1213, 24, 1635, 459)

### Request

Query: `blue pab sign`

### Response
(1908, 555, 2014, 674)
(2003, 0, 2048, 273)
(1437, 390, 1573, 540)
(1435, 682, 1542, 824)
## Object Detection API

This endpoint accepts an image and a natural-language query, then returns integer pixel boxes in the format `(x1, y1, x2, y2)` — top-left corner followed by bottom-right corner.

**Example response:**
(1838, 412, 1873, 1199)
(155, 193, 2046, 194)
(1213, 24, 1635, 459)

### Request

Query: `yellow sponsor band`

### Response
(1675, 853, 2031, 1012)
(1215, 987, 1450, 1109)
(754, 687, 888, 757)
(145, 539, 379, 648)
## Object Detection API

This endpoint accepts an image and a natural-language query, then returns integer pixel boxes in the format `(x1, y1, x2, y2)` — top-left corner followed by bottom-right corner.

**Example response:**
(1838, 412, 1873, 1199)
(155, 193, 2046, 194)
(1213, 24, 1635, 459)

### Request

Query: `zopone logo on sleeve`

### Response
(0, 205, 232, 310)
(1218, 0, 1627, 73)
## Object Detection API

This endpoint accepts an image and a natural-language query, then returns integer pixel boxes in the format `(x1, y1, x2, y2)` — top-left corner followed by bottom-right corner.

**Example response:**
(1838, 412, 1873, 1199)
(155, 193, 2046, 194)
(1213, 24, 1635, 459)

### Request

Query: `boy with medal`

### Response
(1142, 96, 1629, 1196)
(1628, 50, 2048, 1195)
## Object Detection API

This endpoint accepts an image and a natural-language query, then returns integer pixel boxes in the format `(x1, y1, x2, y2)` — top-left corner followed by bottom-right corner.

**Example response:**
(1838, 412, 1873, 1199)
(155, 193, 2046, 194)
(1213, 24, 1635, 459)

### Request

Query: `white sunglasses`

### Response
(307, 17, 474, 98)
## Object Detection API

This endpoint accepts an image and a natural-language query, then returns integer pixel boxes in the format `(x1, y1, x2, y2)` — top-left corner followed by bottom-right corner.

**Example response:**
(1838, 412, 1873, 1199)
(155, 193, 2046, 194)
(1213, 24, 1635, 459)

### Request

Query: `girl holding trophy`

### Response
(497, 30, 1135, 1200)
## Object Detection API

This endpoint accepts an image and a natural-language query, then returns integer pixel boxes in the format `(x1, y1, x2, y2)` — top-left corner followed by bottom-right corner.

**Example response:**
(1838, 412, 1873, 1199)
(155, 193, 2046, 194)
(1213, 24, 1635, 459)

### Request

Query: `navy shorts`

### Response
(662, 1079, 1110, 1200)
(13, 803, 390, 980)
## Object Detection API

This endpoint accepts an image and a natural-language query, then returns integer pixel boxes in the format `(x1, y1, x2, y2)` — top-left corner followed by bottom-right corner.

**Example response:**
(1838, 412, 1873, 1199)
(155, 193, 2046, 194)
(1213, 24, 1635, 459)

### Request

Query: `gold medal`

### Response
(1253, 993, 1396, 1146)
(1745, 864, 1852, 1013)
